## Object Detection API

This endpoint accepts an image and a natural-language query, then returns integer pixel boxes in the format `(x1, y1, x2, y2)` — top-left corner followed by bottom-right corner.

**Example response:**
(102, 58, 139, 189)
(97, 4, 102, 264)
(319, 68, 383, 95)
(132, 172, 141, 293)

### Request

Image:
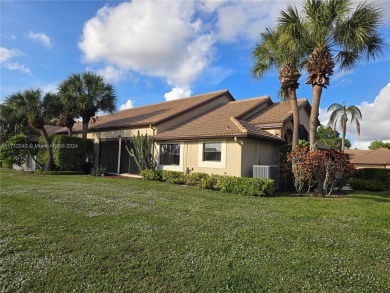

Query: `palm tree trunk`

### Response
(81, 117, 90, 140)
(39, 128, 54, 171)
(288, 89, 300, 151)
(309, 85, 323, 151)
(341, 116, 347, 152)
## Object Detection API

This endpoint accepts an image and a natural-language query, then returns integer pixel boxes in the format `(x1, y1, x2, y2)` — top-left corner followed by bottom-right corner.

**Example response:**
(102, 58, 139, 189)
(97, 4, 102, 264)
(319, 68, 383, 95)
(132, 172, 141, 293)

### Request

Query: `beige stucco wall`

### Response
(155, 138, 279, 177)
(354, 164, 390, 169)
(155, 139, 243, 177)
(299, 107, 310, 133)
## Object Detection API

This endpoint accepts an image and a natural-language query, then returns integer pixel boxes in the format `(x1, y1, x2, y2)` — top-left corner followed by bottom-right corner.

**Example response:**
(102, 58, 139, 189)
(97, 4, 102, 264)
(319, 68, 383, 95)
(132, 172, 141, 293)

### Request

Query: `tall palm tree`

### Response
(5, 89, 59, 170)
(280, 0, 384, 151)
(59, 72, 116, 140)
(327, 102, 362, 151)
(252, 7, 305, 150)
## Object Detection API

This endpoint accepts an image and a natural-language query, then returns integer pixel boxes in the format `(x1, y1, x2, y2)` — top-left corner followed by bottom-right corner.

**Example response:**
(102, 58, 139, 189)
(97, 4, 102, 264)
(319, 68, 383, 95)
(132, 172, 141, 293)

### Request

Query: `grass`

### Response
(1, 168, 389, 292)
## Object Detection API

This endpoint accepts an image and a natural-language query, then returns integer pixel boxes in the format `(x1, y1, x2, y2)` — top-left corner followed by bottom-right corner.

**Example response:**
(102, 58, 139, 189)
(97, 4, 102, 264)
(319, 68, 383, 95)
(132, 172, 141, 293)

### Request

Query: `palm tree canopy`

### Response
(5, 89, 60, 130)
(59, 72, 116, 121)
(327, 102, 362, 135)
(301, 0, 384, 71)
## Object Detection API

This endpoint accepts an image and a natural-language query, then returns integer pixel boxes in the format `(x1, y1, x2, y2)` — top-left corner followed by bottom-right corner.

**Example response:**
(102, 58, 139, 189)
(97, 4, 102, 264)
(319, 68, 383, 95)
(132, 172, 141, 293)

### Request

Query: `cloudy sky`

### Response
(1, 0, 389, 149)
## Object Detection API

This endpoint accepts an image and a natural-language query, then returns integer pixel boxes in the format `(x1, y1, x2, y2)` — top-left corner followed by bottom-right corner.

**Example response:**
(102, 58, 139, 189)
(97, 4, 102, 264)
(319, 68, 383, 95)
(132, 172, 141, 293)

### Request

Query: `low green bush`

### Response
(140, 169, 162, 181)
(90, 165, 106, 176)
(161, 170, 186, 185)
(185, 172, 209, 186)
(352, 168, 390, 188)
(140, 169, 275, 196)
(215, 175, 274, 196)
(349, 178, 385, 191)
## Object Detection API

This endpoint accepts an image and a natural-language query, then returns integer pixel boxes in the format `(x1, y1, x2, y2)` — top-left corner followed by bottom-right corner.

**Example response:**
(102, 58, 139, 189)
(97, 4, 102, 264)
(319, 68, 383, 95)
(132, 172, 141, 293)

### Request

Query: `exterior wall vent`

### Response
(253, 165, 279, 190)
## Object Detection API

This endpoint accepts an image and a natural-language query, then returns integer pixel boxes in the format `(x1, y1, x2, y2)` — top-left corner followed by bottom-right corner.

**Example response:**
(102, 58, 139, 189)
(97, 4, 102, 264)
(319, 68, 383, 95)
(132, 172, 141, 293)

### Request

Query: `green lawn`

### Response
(1, 168, 389, 292)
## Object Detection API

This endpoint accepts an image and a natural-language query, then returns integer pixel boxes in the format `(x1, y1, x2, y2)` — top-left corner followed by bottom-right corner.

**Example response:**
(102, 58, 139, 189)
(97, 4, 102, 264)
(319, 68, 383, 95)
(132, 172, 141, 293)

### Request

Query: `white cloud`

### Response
(0, 47, 21, 63)
(4, 62, 31, 74)
(96, 65, 138, 83)
(320, 83, 390, 149)
(28, 31, 52, 48)
(120, 99, 135, 110)
(213, 1, 299, 43)
(79, 1, 213, 85)
(164, 86, 192, 101)
(79, 0, 296, 98)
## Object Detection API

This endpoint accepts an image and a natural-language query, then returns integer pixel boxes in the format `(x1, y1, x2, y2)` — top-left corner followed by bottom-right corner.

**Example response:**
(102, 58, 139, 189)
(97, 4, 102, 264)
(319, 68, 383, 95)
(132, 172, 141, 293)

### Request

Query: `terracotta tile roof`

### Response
(62, 90, 233, 133)
(345, 148, 390, 166)
(154, 96, 284, 142)
(29, 125, 65, 142)
(247, 99, 309, 126)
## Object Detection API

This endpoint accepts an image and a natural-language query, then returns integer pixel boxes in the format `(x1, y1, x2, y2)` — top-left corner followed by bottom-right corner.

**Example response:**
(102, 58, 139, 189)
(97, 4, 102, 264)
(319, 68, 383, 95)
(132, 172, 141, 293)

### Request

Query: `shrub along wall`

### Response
(140, 170, 275, 197)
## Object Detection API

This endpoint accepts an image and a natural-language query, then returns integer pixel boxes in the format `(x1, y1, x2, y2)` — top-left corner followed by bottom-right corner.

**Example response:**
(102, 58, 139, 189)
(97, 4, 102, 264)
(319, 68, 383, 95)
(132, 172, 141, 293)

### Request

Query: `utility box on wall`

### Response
(253, 165, 279, 190)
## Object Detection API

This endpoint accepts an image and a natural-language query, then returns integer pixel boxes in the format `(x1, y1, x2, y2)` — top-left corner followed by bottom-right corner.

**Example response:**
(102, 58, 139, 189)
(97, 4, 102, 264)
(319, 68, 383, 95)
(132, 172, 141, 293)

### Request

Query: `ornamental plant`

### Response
(287, 146, 354, 196)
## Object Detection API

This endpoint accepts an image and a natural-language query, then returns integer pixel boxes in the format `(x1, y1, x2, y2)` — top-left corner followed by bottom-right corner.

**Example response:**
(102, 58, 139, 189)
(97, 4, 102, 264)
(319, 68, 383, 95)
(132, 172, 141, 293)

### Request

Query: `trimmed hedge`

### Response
(352, 168, 390, 189)
(52, 135, 87, 171)
(348, 178, 385, 191)
(140, 169, 275, 197)
(140, 169, 162, 181)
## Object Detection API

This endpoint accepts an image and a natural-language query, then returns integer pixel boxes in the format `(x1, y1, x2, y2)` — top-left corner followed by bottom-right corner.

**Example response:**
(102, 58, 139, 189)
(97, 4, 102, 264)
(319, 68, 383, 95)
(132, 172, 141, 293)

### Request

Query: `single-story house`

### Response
(345, 148, 390, 169)
(55, 89, 311, 177)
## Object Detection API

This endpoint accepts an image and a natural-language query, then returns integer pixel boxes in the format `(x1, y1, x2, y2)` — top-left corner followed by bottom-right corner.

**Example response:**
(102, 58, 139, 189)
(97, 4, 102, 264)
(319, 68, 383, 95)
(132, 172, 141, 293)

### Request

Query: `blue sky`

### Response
(1, 0, 389, 149)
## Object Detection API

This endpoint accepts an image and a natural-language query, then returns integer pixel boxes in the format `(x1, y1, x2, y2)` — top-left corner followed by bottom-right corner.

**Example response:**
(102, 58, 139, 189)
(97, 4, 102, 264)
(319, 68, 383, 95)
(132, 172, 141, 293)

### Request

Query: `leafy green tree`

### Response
(327, 103, 362, 151)
(59, 72, 116, 139)
(252, 9, 305, 150)
(0, 134, 30, 166)
(278, 0, 384, 151)
(317, 125, 351, 150)
(369, 140, 390, 150)
(0, 101, 33, 143)
(5, 89, 59, 170)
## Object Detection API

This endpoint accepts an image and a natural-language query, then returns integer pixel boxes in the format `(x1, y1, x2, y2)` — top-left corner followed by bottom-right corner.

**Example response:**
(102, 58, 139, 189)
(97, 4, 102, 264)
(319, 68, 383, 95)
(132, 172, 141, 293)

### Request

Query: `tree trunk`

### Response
(309, 85, 323, 151)
(67, 127, 73, 136)
(341, 115, 347, 152)
(81, 117, 90, 140)
(39, 128, 54, 171)
(288, 89, 300, 151)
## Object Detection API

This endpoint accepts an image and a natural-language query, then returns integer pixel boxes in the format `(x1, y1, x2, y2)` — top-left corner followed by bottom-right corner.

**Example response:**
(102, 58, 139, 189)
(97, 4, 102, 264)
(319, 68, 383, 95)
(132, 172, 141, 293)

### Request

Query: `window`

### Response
(203, 142, 221, 161)
(159, 144, 180, 165)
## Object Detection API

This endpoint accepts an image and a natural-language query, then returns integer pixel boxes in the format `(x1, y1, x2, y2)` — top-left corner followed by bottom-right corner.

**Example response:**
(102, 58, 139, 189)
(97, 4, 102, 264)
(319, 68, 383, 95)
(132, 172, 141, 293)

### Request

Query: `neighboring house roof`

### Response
(345, 148, 390, 167)
(29, 125, 65, 143)
(247, 99, 309, 127)
(154, 96, 285, 142)
(61, 89, 233, 133)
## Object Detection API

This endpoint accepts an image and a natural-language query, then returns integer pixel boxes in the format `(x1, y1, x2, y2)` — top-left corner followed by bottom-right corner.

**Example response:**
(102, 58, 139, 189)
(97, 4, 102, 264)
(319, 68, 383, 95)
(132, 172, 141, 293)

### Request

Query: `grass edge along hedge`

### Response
(140, 169, 274, 197)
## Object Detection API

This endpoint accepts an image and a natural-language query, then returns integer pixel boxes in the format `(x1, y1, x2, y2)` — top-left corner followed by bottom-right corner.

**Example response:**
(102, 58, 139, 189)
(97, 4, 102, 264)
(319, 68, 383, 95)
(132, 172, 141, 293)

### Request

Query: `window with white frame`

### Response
(159, 144, 180, 165)
(198, 141, 226, 169)
(203, 142, 221, 161)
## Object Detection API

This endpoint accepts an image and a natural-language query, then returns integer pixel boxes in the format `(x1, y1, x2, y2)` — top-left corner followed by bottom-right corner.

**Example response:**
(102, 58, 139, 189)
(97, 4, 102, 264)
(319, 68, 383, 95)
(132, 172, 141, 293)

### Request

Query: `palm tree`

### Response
(276, 0, 384, 197)
(252, 7, 305, 150)
(279, 0, 384, 151)
(327, 102, 362, 151)
(59, 72, 116, 140)
(5, 89, 59, 170)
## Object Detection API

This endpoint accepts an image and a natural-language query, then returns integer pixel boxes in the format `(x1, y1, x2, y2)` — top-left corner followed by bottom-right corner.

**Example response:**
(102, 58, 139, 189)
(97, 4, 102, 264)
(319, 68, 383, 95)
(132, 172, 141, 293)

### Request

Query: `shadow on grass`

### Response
(346, 190, 390, 203)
